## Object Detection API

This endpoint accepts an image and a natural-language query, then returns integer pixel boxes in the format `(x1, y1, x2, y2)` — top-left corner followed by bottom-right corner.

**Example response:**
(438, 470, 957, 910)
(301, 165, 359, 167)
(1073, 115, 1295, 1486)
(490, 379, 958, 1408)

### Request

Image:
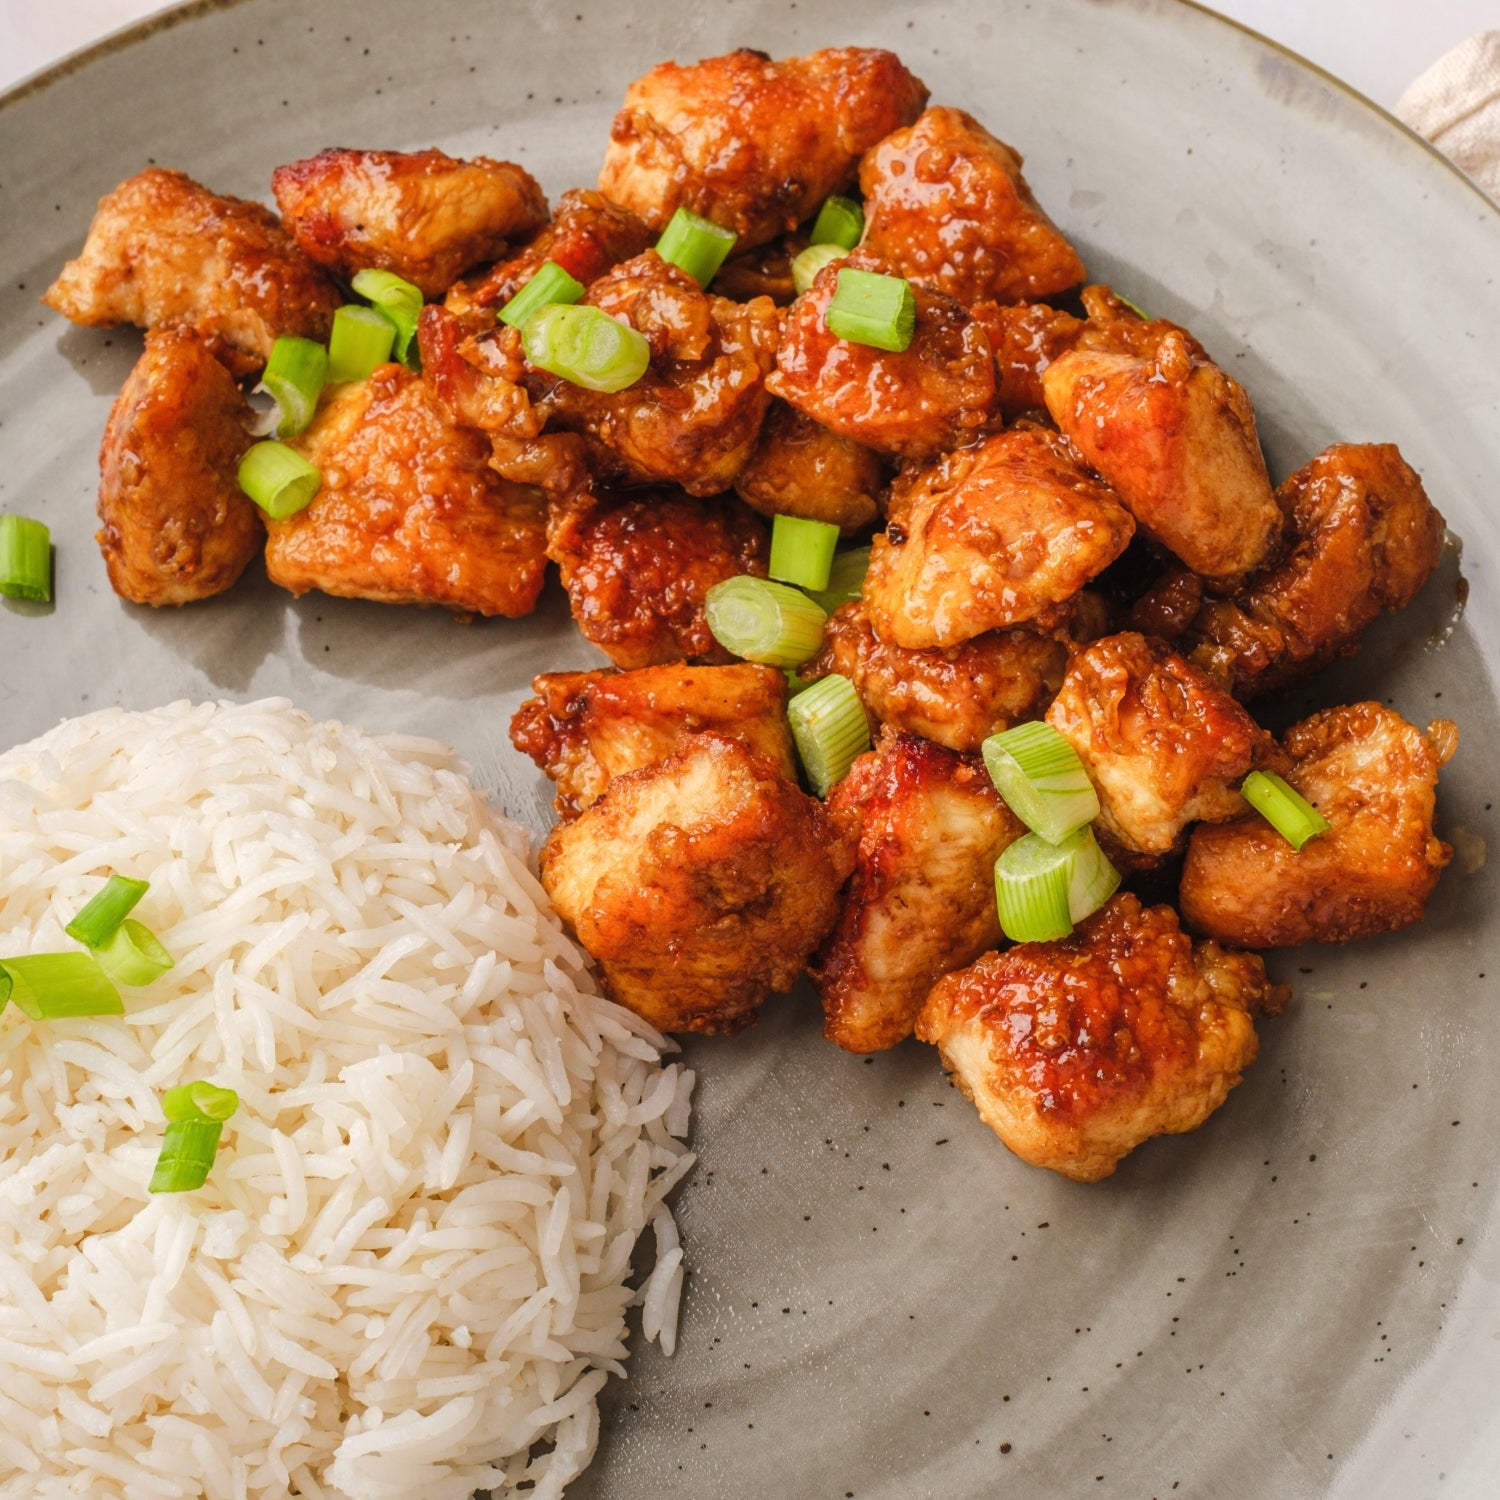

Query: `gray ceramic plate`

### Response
(4, 1, 1499, 1495)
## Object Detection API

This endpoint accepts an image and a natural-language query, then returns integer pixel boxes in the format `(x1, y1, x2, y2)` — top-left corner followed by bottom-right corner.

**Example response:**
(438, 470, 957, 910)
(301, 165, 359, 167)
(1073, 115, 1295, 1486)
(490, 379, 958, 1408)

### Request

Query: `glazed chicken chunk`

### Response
(1045, 632, 1264, 858)
(861, 427, 1135, 648)
(858, 107, 1085, 307)
(541, 733, 858, 1035)
(812, 732, 1023, 1054)
(599, 46, 928, 248)
(44, 167, 340, 376)
(970, 298, 1087, 421)
(96, 329, 260, 605)
(510, 662, 797, 815)
(1180, 703, 1458, 947)
(271, 147, 548, 299)
(916, 894, 1289, 1182)
(263, 363, 548, 616)
(733, 401, 884, 536)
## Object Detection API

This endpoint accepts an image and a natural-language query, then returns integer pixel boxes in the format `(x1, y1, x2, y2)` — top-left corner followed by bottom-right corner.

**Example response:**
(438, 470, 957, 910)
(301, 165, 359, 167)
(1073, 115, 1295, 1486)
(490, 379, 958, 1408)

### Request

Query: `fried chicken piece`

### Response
(1180, 704, 1458, 948)
(767, 252, 996, 460)
(970, 299, 1086, 421)
(858, 107, 1084, 307)
(534, 251, 779, 496)
(713, 236, 802, 305)
(541, 732, 858, 1034)
(916, 894, 1289, 1182)
(417, 305, 542, 437)
(807, 600, 1072, 753)
(1044, 632, 1263, 858)
(263, 364, 547, 616)
(599, 47, 928, 249)
(547, 485, 768, 668)
(511, 662, 797, 815)
(732, 401, 883, 535)
(811, 732, 1023, 1054)
(443, 189, 653, 330)
(861, 427, 1134, 649)
(95, 329, 260, 605)
(44, 168, 340, 378)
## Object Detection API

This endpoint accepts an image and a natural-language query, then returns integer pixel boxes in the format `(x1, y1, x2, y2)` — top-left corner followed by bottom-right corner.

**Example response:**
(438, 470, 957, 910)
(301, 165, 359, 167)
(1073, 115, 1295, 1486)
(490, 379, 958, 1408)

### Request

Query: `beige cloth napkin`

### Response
(1395, 31, 1500, 198)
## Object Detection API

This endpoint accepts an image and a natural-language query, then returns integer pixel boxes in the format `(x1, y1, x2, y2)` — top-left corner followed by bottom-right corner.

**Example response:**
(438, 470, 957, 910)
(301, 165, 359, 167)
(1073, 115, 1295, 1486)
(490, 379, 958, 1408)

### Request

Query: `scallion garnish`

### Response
(0, 515, 52, 603)
(995, 827, 1121, 943)
(805, 546, 871, 615)
(654, 207, 738, 288)
(327, 304, 397, 383)
(788, 673, 870, 798)
(1240, 770, 1330, 850)
(162, 1080, 240, 1124)
(237, 441, 322, 520)
(982, 722, 1100, 846)
(254, 335, 328, 438)
(93, 919, 174, 986)
(825, 268, 916, 353)
(150, 1080, 239, 1193)
(768, 514, 841, 592)
(498, 259, 587, 330)
(703, 575, 828, 667)
(1116, 293, 1150, 320)
(0, 953, 123, 1020)
(810, 194, 864, 251)
(791, 244, 845, 296)
(521, 303, 651, 393)
(65, 873, 149, 948)
(351, 268, 423, 367)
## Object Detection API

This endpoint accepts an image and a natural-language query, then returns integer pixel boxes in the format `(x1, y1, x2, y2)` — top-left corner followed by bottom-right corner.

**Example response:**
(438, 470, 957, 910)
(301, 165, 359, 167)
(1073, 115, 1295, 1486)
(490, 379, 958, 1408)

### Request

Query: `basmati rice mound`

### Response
(0, 698, 694, 1499)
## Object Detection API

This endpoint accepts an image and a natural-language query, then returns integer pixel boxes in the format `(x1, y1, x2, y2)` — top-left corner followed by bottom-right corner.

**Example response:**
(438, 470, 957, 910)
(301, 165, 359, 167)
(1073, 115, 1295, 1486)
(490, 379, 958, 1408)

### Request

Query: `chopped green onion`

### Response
(65, 873, 149, 948)
(327, 304, 397, 382)
(995, 828, 1120, 943)
(351, 268, 423, 367)
(0, 953, 123, 1019)
(791, 244, 845, 296)
(982, 722, 1100, 845)
(237, 441, 321, 520)
(1240, 770, 1330, 850)
(789, 673, 870, 797)
(810, 194, 864, 251)
(1115, 293, 1150, 320)
(93, 919, 174, 986)
(255, 335, 327, 438)
(825, 268, 916, 353)
(805, 546, 871, 615)
(0, 515, 52, 603)
(149, 1120, 226, 1194)
(162, 1080, 240, 1124)
(769, 514, 840, 591)
(654, 207, 738, 287)
(704, 575, 828, 667)
(522, 304, 651, 393)
(498, 259, 587, 329)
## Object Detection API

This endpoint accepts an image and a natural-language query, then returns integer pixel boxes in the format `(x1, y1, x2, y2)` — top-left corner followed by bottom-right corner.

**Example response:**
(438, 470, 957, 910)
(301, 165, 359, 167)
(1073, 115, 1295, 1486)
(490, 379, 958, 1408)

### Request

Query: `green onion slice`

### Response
(995, 828, 1120, 944)
(982, 722, 1100, 845)
(327, 304, 397, 383)
(162, 1080, 240, 1124)
(93, 919, 174, 987)
(148, 1120, 226, 1194)
(704, 575, 828, 667)
(791, 244, 846, 296)
(522, 304, 651, 393)
(498, 259, 587, 329)
(0, 953, 124, 1019)
(1240, 770, 1330, 850)
(769, 514, 841, 592)
(805, 546, 871, 615)
(825, 268, 916, 353)
(789, 673, 870, 798)
(0, 515, 52, 603)
(237, 441, 321, 520)
(1115, 293, 1150, 320)
(654, 207, 738, 287)
(255, 335, 328, 438)
(810, 194, 864, 251)
(351, 268, 423, 367)
(64, 873, 148, 947)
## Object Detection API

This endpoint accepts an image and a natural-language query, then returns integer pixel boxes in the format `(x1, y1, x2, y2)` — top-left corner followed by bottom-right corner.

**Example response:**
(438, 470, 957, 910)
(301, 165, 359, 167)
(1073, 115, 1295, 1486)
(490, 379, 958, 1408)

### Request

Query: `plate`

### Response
(3, 1, 1499, 1495)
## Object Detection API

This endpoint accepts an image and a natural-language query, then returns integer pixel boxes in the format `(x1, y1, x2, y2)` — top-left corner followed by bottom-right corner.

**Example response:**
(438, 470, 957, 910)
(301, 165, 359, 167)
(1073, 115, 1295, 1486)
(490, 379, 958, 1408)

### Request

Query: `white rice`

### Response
(0, 698, 694, 1499)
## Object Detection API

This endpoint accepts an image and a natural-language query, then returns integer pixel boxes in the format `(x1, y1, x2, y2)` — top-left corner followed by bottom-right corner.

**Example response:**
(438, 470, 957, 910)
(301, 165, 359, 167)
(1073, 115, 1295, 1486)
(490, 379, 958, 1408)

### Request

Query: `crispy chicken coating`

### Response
(766, 253, 997, 460)
(546, 485, 768, 668)
(812, 732, 1023, 1054)
(1045, 632, 1263, 858)
(45, 168, 340, 378)
(858, 107, 1085, 306)
(263, 364, 547, 616)
(417, 306, 542, 438)
(807, 600, 1072, 753)
(970, 298, 1086, 421)
(541, 732, 859, 1034)
(713, 236, 802, 306)
(1180, 704, 1458, 947)
(732, 400, 883, 535)
(916, 894, 1289, 1182)
(598, 47, 928, 249)
(95, 329, 260, 605)
(534, 251, 779, 496)
(510, 662, 797, 815)
(861, 427, 1135, 649)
